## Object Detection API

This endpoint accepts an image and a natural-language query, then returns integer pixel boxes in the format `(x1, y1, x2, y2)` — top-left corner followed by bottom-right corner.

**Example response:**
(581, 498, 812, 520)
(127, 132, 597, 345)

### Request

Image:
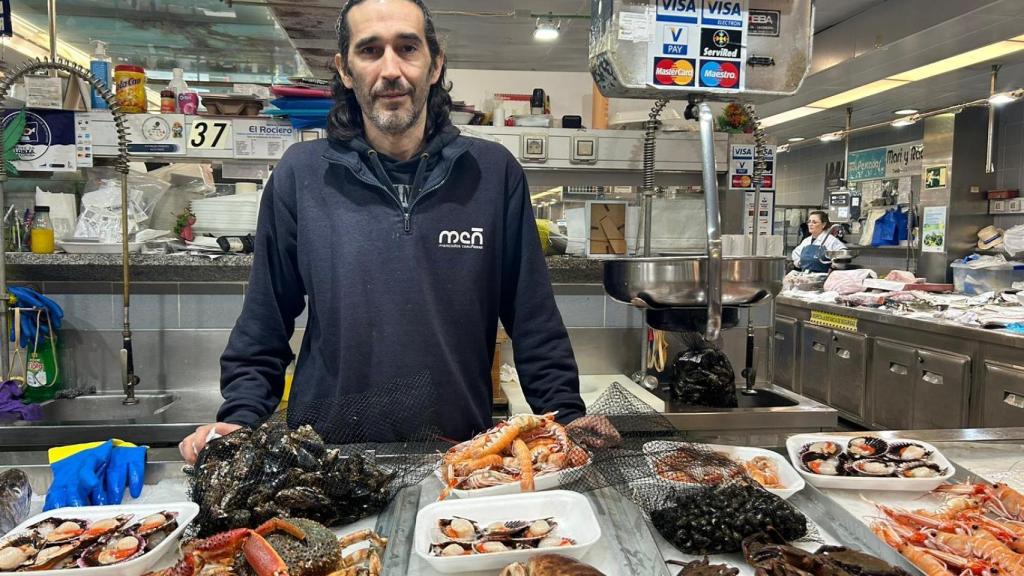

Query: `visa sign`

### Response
(702, 0, 744, 28)
(657, 0, 699, 24)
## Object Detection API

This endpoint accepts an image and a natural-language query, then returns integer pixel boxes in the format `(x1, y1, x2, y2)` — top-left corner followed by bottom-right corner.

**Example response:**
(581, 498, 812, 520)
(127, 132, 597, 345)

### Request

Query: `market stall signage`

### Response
(126, 114, 186, 156)
(729, 144, 775, 190)
(650, 0, 748, 93)
(925, 165, 947, 189)
(809, 311, 858, 332)
(744, 190, 774, 235)
(846, 141, 923, 182)
(188, 119, 233, 150)
(232, 118, 295, 160)
(1, 109, 77, 171)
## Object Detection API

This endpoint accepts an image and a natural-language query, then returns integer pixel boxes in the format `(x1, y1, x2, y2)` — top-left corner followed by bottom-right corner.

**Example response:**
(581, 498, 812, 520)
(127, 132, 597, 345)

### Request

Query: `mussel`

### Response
(801, 452, 846, 476)
(897, 461, 946, 478)
(888, 441, 932, 462)
(800, 441, 841, 458)
(847, 437, 888, 459)
(846, 459, 896, 477)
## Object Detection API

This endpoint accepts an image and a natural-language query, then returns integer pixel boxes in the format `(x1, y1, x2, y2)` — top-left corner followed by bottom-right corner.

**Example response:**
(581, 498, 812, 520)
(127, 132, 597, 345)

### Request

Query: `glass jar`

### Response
(30, 206, 55, 254)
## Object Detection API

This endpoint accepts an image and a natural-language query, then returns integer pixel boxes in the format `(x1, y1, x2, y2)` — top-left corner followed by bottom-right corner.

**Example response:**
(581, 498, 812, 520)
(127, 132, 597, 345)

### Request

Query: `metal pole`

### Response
(47, 0, 58, 76)
(698, 103, 722, 343)
(843, 107, 852, 184)
(0, 177, 7, 379)
(986, 65, 999, 174)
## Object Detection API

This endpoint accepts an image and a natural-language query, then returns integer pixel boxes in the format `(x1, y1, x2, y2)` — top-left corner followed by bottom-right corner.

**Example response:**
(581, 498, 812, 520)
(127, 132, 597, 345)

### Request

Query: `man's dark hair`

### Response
(328, 0, 453, 142)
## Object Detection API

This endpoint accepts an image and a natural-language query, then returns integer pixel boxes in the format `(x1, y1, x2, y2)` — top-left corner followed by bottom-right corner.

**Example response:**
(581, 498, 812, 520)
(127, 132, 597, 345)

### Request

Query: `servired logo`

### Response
(699, 60, 739, 88)
(653, 58, 695, 86)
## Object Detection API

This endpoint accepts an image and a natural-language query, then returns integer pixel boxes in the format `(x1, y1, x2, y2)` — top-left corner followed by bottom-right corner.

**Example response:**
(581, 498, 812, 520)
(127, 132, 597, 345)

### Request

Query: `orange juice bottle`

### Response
(30, 206, 55, 254)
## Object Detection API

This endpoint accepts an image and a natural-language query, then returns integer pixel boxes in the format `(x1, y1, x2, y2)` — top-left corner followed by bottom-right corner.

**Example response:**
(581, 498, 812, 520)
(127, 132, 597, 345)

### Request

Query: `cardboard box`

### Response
(587, 202, 627, 256)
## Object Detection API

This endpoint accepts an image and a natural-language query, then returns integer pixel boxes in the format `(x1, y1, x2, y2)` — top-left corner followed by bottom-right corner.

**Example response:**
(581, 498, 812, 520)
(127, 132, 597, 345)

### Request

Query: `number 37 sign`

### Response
(188, 119, 233, 150)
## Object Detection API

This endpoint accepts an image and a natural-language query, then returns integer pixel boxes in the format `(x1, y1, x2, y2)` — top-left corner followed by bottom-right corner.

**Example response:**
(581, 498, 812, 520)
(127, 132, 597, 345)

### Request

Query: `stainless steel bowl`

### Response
(825, 249, 860, 260)
(603, 255, 785, 308)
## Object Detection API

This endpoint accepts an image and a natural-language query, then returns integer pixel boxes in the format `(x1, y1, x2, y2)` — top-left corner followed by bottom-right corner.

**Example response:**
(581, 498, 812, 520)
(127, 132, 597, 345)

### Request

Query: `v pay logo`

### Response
(438, 227, 485, 249)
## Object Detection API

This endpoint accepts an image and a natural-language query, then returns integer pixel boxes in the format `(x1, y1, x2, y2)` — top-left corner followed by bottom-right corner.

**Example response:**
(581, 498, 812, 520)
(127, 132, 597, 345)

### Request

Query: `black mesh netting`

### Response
(186, 370, 446, 537)
(553, 382, 813, 555)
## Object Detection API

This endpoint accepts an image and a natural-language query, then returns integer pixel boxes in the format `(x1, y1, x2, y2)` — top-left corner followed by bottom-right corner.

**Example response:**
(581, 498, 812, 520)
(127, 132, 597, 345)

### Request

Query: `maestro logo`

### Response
(699, 60, 739, 88)
(653, 58, 695, 86)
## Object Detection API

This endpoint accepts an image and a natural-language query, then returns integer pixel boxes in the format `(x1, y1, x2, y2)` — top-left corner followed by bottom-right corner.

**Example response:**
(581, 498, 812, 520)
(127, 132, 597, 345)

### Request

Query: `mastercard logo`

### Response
(699, 60, 740, 88)
(654, 58, 695, 86)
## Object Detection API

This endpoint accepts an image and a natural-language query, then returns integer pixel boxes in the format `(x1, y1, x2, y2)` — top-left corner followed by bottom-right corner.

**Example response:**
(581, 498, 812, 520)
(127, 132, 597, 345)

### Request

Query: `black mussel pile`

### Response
(650, 481, 807, 555)
(670, 339, 737, 408)
(0, 511, 177, 571)
(188, 421, 396, 536)
(799, 437, 946, 479)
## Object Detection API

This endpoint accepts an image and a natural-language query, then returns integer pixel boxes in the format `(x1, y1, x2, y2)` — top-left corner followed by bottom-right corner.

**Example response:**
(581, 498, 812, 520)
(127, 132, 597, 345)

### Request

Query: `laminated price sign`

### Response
(188, 119, 233, 150)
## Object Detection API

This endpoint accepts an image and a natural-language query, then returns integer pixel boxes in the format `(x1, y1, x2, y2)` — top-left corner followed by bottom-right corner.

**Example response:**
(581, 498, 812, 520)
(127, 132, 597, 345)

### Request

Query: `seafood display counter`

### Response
(774, 295, 1024, 429)
(0, 427, 1020, 576)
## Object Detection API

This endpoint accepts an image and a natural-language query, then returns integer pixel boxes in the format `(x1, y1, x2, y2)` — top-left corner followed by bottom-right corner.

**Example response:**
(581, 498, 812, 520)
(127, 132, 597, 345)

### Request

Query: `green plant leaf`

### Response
(4, 160, 19, 177)
(2, 109, 26, 153)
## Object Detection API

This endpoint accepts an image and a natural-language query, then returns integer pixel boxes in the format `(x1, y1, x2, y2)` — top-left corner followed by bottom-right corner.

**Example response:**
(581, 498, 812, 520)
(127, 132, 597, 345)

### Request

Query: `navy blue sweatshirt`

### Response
(217, 125, 585, 442)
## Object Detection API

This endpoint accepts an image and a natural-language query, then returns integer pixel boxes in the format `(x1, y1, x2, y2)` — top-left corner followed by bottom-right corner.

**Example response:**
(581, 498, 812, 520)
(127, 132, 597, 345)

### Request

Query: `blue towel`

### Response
(270, 98, 334, 110)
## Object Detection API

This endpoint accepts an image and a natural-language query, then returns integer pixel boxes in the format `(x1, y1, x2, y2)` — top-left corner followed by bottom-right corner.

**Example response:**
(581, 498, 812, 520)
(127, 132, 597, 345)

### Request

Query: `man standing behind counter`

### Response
(180, 0, 588, 462)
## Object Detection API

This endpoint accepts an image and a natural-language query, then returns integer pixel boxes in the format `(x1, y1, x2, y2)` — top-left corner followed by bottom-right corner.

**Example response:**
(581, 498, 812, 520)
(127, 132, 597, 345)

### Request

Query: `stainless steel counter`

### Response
(776, 295, 1024, 348)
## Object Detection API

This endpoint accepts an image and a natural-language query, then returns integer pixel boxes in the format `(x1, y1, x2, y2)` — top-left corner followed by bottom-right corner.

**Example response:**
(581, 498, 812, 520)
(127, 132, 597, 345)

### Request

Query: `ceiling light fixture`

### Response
(895, 109, 918, 115)
(534, 15, 561, 41)
(787, 137, 805, 142)
(819, 132, 843, 143)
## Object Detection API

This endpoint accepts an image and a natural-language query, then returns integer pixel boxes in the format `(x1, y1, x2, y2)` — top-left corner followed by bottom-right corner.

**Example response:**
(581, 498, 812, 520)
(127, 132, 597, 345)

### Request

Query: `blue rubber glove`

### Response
(104, 444, 147, 505)
(43, 440, 113, 511)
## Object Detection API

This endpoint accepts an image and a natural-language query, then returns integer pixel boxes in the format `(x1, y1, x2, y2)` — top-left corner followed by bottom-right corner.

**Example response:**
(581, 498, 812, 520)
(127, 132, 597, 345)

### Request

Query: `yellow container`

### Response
(30, 228, 54, 254)
(114, 64, 147, 113)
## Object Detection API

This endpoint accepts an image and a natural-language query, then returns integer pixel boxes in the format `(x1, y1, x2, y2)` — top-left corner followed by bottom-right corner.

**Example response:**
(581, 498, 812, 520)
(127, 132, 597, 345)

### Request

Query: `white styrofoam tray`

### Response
(786, 434, 955, 491)
(0, 502, 198, 576)
(643, 441, 805, 499)
(58, 241, 143, 254)
(414, 490, 601, 574)
(433, 458, 589, 499)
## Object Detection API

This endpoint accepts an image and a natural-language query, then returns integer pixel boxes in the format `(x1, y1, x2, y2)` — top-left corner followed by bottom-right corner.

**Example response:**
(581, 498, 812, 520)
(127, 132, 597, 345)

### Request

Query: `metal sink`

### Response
(36, 394, 177, 423)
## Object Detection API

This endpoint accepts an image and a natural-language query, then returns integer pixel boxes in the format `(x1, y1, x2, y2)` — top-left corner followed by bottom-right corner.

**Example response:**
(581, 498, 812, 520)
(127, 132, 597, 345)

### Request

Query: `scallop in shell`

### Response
(474, 540, 512, 554)
(27, 543, 80, 570)
(799, 441, 841, 458)
(846, 459, 896, 477)
(0, 535, 38, 571)
(887, 441, 932, 462)
(436, 517, 479, 542)
(81, 514, 134, 542)
(430, 541, 472, 557)
(78, 534, 146, 567)
(847, 437, 889, 459)
(38, 519, 87, 544)
(897, 461, 946, 478)
(801, 452, 846, 476)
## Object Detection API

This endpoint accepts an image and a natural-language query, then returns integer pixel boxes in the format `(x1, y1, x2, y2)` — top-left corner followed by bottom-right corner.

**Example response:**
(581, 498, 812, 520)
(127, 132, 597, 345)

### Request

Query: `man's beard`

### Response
(355, 76, 430, 135)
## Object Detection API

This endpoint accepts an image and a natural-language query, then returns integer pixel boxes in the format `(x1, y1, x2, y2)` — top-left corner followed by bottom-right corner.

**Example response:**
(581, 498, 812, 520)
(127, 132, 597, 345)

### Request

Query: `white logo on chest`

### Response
(438, 228, 484, 249)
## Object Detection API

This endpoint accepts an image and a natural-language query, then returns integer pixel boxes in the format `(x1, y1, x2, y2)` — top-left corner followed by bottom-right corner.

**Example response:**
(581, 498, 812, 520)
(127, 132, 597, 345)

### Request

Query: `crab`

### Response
(144, 518, 306, 576)
(742, 530, 912, 576)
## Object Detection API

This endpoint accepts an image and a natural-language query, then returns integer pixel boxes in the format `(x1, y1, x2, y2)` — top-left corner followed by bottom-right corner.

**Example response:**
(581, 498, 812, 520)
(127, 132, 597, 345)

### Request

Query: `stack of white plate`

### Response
(191, 195, 259, 236)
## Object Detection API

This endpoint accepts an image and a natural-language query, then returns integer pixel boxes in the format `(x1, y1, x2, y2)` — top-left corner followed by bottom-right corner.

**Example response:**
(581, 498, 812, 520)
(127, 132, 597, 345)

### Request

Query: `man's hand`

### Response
(179, 423, 242, 465)
(565, 414, 621, 450)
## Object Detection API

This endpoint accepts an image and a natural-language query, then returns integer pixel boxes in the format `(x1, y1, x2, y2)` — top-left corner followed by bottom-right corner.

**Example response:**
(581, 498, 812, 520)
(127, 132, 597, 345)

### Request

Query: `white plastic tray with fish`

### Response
(0, 502, 199, 576)
(432, 458, 589, 499)
(643, 441, 805, 500)
(786, 434, 955, 491)
(413, 490, 601, 573)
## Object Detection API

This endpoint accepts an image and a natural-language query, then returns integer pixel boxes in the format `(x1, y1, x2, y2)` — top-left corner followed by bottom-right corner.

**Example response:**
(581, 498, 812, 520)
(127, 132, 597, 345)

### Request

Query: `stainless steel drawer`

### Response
(830, 331, 868, 422)
(871, 339, 916, 430)
(773, 316, 799, 392)
(981, 361, 1024, 427)
(914, 349, 970, 429)
(799, 323, 831, 403)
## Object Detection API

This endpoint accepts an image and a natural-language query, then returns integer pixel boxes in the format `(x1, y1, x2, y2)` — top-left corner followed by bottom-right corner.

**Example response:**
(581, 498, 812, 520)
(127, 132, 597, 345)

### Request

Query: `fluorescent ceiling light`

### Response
(989, 92, 1017, 105)
(534, 16, 560, 41)
(889, 41, 1024, 82)
(809, 79, 909, 109)
(760, 106, 823, 127)
(787, 137, 805, 142)
(819, 132, 843, 142)
(895, 109, 918, 115)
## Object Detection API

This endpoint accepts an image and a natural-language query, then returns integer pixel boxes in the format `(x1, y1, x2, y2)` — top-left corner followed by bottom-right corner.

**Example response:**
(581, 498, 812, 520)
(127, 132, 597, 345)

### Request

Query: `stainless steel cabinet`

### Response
(799, 324, 831, 403)
(830, 331, 869, 421)
(980, 361, 1024, 427)
(773, 316, 799, 392)
(870, 339, 970, 429)
(914, 349, 970, 429)
(798, 324, 868, 421)
(870, 339, 916, 429)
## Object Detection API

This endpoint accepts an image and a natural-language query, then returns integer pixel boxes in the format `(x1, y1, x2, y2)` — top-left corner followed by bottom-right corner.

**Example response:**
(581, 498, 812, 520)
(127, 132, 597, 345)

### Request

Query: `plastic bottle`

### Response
(89, 40, 111, 110)
(167, 68, 190, 113)
(30, 206, 54, 255)
(160, 89, 176, 113)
